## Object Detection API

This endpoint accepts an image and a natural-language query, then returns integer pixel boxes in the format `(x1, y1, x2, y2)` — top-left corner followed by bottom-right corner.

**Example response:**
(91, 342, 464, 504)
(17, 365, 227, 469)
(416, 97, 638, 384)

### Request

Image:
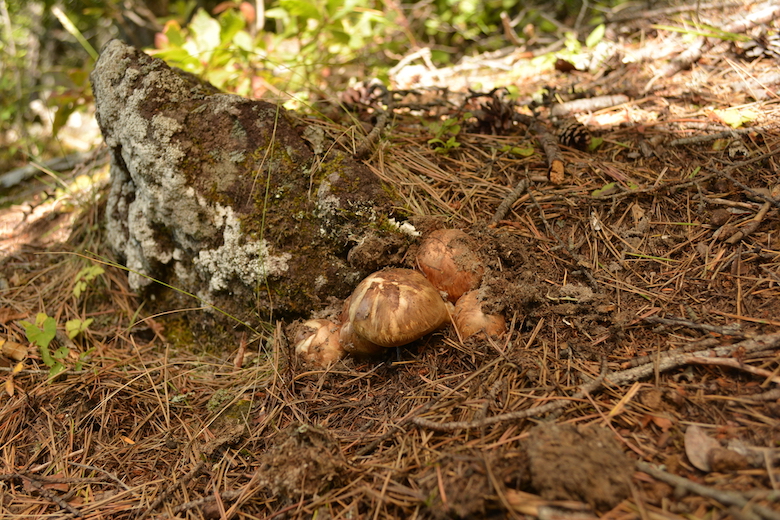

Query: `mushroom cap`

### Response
(416, 229, 484, 302)
(347, 268, 451, 348)
(453, 290, 506, 339)
(339, 319, 384, 355)
(294, 319, 345, 365)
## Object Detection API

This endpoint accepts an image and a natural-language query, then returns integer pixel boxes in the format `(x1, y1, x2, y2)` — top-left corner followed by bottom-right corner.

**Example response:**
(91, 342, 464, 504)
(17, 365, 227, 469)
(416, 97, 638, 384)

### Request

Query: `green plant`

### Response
(153, 2, 398, 99)
(19, 312, 94, 379)
(73, 265, 105, 299)
(17, 262, 104, 379)
(426, 112, 471, 154)
(500, 144, 534, 156)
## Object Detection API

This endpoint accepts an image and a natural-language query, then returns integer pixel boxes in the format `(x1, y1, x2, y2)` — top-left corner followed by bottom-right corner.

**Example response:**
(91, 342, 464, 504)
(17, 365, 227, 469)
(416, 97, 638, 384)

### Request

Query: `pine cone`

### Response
(557, 119, 592, 150)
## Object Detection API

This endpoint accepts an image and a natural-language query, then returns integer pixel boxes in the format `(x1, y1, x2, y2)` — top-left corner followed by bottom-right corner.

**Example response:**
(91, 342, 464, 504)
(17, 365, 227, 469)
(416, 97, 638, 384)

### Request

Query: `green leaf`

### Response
(48, 363, 67, 379)
(586, 24, 606, 48)
(219, 9, 246, 44)
(73, 281, 87, 299)
(233, 31, 255, 52)
(280, 0, 323, 22)
(66, 318, 93, 339)
(73, 265, 104, 298)
(713, 108, 758, 128)
(190, 8, 222, 54)
(592, 182, 618, 198)
(501, 145, 534, 156)
(21, 313, 57, 349)
(52, 345, 70, 360)
(264, 7, 291, 21)
(164, 20, 185, 47)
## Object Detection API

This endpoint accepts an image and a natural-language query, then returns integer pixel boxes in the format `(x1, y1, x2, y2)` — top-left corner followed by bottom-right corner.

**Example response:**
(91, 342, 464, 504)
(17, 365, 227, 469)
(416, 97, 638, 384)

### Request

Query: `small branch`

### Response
(19, 472, 84, 517)
(411, 369, 607, 432)
(490, 178, 529, 226)
(355, 109, 389, 159)
(636, 461, 780, 520)
(669, 127, 763, 147)
(514, 113, 565, 184)
(606, 332, 780, 386)
(724, 201, 773, 244)
(644, 315, 745, 338)
(550, 95, 629, 117)
(136, 460, 207, 520)
(686, 356, 780, 384)
(413, 333, 780, 431)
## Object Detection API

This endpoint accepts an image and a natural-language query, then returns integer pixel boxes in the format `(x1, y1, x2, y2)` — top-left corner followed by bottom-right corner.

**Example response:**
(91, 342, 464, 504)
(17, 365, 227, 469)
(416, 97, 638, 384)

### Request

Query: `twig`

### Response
(0, 148, 108, 189)
(669, 127, 764, 147)
(355, 109, 389, 159)
(715, 168, 780, 211)
(135, 460, 207, 520)
(411, 370, 607, 432)
(636, 461, 780, 520)
(514, 113, 565, 184)
(550, 95, 629, 117)
(606, 332, 780, 386)
(644, 315, 745, 338)
(18, 472, 84, 517)
(413, 333, 780, 431)
(746, 388, 780, 402)
(621, 337, 722, 368)
(686, 356, 780, 384)
(490, 178, 529, 226)
(67, 461, 132, 491)
(725, 201, 773, 244)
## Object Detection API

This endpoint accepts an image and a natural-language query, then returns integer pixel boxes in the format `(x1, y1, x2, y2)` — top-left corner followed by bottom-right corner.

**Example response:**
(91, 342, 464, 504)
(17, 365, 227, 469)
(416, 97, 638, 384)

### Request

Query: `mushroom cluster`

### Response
(295, 228, 506, 366)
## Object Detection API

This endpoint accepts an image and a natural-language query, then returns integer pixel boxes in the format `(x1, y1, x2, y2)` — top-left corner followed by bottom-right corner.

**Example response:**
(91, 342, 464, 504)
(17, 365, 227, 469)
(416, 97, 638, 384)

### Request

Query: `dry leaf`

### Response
(651, 415, 673, 432)
(2, 338, 27, 361)
(0, 307, 27, 327)
(685, 425, 720, 472)
(5, 378, 14, 397)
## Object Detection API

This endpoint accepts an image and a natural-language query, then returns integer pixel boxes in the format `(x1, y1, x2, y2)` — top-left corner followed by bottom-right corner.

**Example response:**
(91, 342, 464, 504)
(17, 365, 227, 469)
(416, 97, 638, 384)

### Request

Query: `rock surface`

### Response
(91, 39, 407, 322)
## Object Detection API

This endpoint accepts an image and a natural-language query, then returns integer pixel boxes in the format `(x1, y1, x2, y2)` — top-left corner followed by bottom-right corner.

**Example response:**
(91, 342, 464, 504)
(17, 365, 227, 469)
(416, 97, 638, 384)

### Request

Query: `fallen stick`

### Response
(413, 332, 780, 431)
(636, 461, 780, 520)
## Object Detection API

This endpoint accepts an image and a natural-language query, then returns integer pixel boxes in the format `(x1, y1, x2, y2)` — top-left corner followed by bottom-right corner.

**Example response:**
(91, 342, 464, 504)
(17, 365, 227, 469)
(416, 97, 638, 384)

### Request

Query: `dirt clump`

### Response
(418, 448, 531, 519)
(526, 423, 631, 511)
(256, 423, 347, 498)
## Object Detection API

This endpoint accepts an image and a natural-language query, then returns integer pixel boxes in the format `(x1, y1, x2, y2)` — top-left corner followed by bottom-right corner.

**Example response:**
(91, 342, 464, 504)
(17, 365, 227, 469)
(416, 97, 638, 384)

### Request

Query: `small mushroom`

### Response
(339, 319, 384, 355)
(294, 319, 345, 366)
(453, 290, 506, 339)
(347, 268, 451, 348)
(416, 229, 484, 302)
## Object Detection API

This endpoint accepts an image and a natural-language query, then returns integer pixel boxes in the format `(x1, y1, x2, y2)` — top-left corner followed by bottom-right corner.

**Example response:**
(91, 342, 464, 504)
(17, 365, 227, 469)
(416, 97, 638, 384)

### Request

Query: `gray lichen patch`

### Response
(91, 39, 408, 323)
(194, 204, 291, 293)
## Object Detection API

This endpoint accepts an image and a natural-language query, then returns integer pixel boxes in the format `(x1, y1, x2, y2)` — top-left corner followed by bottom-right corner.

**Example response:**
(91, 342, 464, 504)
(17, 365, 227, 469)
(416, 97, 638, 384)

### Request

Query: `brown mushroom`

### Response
(416, 229, 484, 302)
(294, 319, 345, 366)
(453, 290, 506, 339)
(346, 268, 451, 348)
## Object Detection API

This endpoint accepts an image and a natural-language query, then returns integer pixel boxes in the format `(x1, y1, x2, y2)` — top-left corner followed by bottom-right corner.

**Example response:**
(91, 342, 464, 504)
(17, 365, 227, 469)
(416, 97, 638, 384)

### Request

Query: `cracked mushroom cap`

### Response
(347, 268, 451, 348)
(416, 229, 484, 302)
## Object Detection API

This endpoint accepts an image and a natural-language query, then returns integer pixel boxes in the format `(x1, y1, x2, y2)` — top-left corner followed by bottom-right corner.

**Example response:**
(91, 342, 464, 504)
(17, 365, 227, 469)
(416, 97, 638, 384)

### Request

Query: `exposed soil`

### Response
(1, 2, 780, 519)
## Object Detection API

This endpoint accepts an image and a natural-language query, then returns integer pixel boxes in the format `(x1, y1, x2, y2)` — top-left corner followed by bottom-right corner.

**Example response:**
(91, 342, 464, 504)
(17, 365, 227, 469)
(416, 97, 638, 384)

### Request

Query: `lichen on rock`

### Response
(91, 39, 409, 323)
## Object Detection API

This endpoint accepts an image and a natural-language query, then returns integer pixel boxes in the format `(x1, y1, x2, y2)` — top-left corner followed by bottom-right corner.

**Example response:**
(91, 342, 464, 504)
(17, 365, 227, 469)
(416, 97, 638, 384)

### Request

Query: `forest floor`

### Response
(1, 1, 780, 518)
